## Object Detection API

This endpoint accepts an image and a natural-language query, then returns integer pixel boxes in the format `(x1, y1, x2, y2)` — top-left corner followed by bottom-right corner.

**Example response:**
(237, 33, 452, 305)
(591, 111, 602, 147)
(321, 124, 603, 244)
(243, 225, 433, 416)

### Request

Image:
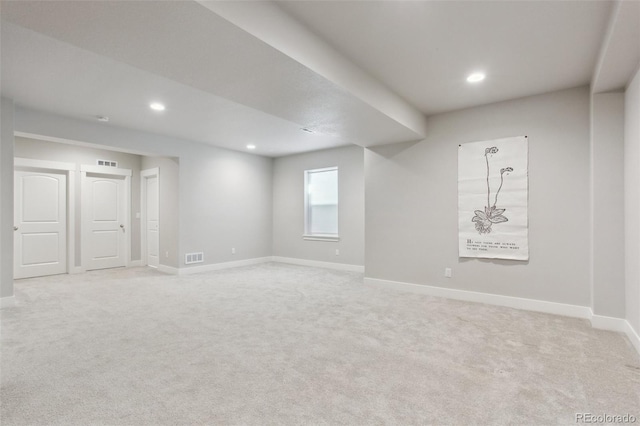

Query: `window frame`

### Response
(303, 166, 339, 241)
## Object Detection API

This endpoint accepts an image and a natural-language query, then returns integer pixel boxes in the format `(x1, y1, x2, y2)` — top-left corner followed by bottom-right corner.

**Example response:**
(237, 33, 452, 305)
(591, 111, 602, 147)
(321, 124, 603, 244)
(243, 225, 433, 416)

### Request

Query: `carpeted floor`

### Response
(1, 263, 638, 425)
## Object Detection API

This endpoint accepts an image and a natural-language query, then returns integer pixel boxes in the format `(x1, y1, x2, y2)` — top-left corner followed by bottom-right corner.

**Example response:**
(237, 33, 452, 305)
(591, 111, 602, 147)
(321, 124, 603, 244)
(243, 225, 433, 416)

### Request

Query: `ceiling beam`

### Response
(198, 0, 429, 139)
(592, 0, 640, 93)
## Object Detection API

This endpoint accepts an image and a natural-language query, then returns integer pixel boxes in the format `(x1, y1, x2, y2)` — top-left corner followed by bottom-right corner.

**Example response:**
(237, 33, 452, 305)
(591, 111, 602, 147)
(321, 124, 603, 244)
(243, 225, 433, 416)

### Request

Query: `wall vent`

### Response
(185, 252, 204, 264)
(97, 159, 118, 167)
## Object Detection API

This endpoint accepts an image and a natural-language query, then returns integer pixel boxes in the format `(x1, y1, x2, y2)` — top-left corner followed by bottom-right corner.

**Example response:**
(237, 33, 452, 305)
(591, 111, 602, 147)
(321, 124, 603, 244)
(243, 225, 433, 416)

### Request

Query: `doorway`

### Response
(141, 168, 160, 268)
(81, 166, 131, 271)
(13, 169, 68, 279)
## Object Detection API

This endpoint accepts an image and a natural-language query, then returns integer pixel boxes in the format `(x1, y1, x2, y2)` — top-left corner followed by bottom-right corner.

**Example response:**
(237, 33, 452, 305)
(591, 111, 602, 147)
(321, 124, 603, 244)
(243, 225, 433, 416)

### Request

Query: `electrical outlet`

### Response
(445, 268, 452, 278)
(335, 249, 340, 256)
(231, 248, 236, 255)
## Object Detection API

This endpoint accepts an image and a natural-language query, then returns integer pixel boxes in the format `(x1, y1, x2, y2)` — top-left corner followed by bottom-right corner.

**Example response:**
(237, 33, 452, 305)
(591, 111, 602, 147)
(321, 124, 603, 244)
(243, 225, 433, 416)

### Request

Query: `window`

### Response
(304, 167, 339, 241)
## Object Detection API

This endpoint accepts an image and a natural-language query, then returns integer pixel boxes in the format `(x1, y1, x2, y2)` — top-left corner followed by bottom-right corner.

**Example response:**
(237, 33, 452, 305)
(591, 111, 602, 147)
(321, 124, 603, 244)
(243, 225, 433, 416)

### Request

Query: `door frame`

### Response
(80, 164, 132, 271)
(140, 168, 160, 267)
(14, 158, 76, 275)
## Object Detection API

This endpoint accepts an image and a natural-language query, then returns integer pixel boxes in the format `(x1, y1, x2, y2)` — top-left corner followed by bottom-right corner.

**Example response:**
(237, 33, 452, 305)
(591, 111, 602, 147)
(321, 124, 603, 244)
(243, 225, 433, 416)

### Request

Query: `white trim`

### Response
(140, 168, 160, 268)
(141, 168, 160, 178)
(623, 322, 640, 354)
(365, 277, 591, 318)
(0, 296, 16, 309)
(590, 314, 629, 332)
(156, 256, 365, 275)
(157, 264, 179, 275)
(70, 267, 84, 274)
(363, 276, 640, 356)
(80, 164, 132, 177)
(14, 162, 74, 278)
(273, 256, 364, 273)
(14, 157, 75, 171)
(129, 260, 143, 267)
(302, 234, 340, 242)
(304, 166, 339, 237)
(178, 257, 272, 275)
(125, 175, 131, 266)
(67, 170, 76, 275)
(81, 170, 132, 271)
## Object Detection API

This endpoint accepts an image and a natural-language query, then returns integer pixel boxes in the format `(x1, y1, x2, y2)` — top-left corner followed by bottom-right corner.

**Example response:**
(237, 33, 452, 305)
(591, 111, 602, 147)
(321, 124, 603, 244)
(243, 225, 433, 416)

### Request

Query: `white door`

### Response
(14, 171, 67, 279)
(82, 174, 127, 271)
(144, 174, 159, 268)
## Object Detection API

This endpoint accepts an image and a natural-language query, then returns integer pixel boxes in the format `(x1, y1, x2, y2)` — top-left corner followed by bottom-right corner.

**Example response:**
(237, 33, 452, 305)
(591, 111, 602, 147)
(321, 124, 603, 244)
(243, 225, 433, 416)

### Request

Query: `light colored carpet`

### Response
(1, 263, 638, 425)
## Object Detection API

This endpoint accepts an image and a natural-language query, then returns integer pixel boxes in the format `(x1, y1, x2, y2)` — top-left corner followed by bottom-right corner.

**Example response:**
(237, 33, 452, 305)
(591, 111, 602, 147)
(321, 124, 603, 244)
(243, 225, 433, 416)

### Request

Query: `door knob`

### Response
(14, 226, 18, 231)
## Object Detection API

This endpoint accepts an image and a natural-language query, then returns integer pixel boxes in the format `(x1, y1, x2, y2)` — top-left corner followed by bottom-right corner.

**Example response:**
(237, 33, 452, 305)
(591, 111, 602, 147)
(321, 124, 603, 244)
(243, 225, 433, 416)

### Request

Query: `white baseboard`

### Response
(623, 322, 640, 354)
(364, 276, 640, 356)
(157, 264, 179, 275)
(177, 257, 273, 276)
(272, 256, 364, 273)
(129, 260, 142, 267)
(156, 256, 363, 275)
(0, 296, 16, 309)
(70, 267, 84, 274)
(364, 277, 591, 318)
(590, 314, 629, 332)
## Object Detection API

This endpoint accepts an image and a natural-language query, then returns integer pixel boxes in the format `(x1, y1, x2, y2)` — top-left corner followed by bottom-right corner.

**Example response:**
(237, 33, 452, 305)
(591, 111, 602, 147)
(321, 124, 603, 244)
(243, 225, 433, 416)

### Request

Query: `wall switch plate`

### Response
(231, 248, 236, 254)
(445, 268, 452, 278)
(165, 251, 169, 258)
(335, 249, 340, 256)
(135, 212, 141, 219)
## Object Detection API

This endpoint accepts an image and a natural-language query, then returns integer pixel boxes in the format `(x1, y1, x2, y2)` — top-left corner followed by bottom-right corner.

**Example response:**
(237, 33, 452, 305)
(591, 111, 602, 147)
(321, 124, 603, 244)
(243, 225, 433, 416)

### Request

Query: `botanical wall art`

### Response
(458, 136, 529, 260)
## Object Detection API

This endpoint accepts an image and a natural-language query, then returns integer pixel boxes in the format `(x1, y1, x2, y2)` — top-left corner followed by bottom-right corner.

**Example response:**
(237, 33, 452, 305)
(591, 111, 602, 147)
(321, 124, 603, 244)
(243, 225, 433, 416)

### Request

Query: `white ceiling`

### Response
(0, 0, 633, 157)
(1, 0, 422, 156)
(277, 0, 614, 115)
(1, 22, 351, 157)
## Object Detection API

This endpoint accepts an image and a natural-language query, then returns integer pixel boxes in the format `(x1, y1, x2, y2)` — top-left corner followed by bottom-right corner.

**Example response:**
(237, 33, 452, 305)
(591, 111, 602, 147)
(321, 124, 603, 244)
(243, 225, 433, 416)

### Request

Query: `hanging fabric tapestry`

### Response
(458, 136, 528, 260)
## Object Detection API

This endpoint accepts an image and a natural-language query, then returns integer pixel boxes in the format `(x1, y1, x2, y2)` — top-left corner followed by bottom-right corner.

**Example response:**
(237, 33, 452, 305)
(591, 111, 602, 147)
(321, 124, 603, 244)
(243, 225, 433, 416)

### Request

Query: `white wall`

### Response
(0, 98, 15, 300)
(625, 67, 640, 334)
(273, 145, 364, 266)
(12, 106, 273, 273)
(365, 87, 592, 307)
(590, 92, 625, 318)
(177, 143, 272, 266)
(14, 136, 144, 265)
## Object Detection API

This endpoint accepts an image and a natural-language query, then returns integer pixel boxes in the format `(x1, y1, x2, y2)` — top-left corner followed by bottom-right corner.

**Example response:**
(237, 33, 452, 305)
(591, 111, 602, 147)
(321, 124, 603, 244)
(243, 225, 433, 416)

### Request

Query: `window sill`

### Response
(303, 234, 340, 242)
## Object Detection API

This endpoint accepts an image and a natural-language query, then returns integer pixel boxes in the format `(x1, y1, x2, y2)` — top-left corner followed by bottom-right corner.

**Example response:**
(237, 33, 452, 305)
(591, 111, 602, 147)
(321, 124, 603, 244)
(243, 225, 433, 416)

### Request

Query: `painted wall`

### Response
(365, 86, 592, 307)
(14, 136, 143, 265)
(273, 145, 364, 266)
(590, 92, 625, 318)
(13, 106, 273, 273)
(177, 143, 272, 267)
(0, 98, 15, 300)
(141, 156, 180, 268)
(625, 67, 640, 334)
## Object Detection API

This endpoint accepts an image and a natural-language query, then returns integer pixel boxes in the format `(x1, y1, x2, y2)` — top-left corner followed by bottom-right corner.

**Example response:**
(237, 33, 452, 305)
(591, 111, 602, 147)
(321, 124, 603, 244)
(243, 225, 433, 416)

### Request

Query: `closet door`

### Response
(14, 171, 67, 279)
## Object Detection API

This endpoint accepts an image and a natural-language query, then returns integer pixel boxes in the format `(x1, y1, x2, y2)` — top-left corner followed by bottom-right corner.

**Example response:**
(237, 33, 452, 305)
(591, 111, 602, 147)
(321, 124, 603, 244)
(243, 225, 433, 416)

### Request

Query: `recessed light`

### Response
(246, 144, 256, 150)
(301, 128, 314, 133)
(149, 102, 165, 111)
(466, 72, 486, 83)
(96, 115, 109, 122)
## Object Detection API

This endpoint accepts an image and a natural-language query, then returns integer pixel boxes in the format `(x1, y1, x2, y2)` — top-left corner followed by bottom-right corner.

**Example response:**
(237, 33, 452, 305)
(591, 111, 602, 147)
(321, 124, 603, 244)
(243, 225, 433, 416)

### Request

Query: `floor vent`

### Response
(97, 159, 118, 167)
(185, 252, 204, 264)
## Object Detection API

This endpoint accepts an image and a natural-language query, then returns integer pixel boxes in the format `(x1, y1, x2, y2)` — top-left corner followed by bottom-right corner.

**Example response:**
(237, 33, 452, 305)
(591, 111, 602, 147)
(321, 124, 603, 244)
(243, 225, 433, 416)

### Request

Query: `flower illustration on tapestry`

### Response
(471, 147, 513, 234)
